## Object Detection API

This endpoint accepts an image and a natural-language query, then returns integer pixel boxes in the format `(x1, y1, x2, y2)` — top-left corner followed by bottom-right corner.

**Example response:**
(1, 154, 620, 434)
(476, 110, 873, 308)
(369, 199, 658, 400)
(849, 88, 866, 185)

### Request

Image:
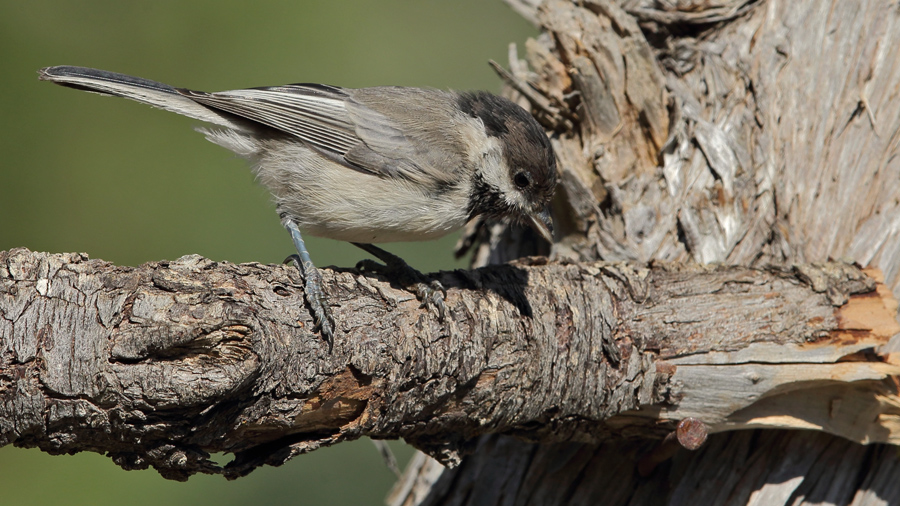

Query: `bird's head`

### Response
(459, 91, 558, 242)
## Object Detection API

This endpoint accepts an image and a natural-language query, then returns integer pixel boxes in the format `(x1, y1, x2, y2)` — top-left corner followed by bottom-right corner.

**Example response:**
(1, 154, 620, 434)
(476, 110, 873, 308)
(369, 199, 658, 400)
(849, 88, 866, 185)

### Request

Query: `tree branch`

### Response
(1, 248, 897, 480)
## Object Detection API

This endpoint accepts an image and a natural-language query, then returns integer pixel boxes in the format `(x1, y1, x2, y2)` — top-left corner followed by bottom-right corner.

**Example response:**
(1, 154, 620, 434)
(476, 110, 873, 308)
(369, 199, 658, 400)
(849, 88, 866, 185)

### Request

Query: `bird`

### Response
(39, 65, 558, 348)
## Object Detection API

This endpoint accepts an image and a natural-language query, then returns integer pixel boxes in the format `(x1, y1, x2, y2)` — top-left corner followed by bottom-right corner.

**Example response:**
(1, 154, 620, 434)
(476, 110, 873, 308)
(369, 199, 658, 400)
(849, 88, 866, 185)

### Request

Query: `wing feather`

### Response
(182, 84, 460, 186)
(42, 67, 466, 187)
(183, 86, 360, 154)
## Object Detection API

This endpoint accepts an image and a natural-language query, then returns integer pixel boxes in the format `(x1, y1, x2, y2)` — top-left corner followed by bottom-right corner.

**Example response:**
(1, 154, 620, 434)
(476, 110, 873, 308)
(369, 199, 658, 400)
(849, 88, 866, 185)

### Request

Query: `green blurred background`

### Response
(0, 1, 536, 504)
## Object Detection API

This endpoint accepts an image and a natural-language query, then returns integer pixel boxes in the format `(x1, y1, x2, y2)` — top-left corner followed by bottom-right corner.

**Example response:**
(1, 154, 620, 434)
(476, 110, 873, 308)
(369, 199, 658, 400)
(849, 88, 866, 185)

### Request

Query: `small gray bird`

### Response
(39, 66, 558, 347)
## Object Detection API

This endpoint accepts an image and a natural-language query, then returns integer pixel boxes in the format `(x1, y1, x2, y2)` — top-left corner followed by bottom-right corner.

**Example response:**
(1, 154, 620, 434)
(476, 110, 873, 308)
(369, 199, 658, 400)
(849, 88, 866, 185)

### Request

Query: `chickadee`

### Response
(39, 66, 558, 347)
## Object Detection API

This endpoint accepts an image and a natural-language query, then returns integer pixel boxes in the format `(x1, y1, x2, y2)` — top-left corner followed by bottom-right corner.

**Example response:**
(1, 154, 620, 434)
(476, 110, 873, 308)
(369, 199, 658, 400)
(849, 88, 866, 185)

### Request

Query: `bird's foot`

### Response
(414, 279, 448, 320)
(353, 245, 447, 320)
(285, 254, 335, 350)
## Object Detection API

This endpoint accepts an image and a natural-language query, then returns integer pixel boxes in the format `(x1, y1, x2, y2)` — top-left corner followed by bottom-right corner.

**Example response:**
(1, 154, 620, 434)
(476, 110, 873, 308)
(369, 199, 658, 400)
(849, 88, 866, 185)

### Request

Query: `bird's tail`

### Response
(39, 66, 247, 130)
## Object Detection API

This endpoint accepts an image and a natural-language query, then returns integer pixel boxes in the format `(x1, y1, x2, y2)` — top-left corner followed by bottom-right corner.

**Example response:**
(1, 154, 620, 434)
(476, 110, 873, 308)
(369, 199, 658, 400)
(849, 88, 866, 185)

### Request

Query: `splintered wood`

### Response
(611, 268, 900, 445)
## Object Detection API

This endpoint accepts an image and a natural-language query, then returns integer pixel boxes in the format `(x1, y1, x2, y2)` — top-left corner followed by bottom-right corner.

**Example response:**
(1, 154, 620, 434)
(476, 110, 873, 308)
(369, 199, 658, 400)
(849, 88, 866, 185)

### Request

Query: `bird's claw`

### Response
(414, 280, 448, 320)
(352, 246, 447, 321)
(285, 254, 335, 350)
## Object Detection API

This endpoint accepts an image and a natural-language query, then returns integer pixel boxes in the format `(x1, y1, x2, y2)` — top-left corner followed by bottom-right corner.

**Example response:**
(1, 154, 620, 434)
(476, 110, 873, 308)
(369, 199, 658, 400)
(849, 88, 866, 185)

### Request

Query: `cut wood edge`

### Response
(614, 377, 900, 445)
(720, 380, 900, 445)
(617, 270, 900, 445)
(840, 268, 900, 335)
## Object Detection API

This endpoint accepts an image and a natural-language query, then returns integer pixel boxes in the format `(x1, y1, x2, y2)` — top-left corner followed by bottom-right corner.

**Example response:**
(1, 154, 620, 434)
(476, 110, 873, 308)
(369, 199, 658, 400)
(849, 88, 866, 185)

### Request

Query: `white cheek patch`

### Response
(459, 112, 532, 215)
(481, 139, 533, 213)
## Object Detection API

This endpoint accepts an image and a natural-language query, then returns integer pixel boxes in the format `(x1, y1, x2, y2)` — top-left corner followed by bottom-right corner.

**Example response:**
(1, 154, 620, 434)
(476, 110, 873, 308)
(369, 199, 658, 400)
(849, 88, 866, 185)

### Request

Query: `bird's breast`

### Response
(256, 152, 471, 243)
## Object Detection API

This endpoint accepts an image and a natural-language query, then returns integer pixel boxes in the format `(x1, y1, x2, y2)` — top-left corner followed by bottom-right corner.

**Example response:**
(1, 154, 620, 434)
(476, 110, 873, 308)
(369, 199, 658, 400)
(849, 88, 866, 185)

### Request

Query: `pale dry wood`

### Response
(499, 0, 900, 281)
(630, 270, 900, 440)
(390, 431, 900, 506)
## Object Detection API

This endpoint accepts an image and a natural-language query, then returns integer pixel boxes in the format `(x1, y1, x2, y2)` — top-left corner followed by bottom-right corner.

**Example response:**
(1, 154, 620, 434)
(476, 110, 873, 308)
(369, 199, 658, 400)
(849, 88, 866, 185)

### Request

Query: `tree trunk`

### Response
(390, 0, 900, 504)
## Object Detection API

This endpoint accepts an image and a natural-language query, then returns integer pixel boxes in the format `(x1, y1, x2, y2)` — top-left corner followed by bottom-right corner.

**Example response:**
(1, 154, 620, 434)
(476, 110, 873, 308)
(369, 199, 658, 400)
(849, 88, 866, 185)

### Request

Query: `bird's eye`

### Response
(514, 172, 530, 189)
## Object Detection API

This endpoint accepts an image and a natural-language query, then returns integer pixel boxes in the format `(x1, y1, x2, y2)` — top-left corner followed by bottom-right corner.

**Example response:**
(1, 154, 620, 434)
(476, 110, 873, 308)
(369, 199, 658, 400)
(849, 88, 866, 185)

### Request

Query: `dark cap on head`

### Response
(458, 92, 557, 214)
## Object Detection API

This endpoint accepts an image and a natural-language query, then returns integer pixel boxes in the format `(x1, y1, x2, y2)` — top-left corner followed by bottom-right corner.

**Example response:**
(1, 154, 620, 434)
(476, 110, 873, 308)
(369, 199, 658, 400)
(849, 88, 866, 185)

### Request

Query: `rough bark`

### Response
(391, 0, 900, 504)
(4, 248, 895, 482)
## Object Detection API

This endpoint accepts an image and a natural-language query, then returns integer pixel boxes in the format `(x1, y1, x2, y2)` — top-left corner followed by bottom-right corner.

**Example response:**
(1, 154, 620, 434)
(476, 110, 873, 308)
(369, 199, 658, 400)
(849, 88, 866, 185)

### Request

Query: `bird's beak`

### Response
(527, 207, 554, 243)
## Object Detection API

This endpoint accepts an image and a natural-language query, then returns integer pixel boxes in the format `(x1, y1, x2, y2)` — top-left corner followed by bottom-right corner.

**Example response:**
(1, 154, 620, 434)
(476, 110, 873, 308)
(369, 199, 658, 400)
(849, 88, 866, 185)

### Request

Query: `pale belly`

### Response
(251, 141, 472, 243)
(277, 179, 471, 244)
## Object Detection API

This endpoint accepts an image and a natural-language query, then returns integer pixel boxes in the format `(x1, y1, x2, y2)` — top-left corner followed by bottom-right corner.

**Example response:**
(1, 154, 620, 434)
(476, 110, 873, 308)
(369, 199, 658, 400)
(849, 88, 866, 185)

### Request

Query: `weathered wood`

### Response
(392, 0, 900, 504)
(2, 248, 896, 483)
(389, 430, 900, 506)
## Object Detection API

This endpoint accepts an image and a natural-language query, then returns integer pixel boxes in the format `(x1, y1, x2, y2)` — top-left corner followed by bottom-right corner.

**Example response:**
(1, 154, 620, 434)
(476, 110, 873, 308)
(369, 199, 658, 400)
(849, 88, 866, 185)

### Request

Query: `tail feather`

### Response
(39, 66, 249, 130)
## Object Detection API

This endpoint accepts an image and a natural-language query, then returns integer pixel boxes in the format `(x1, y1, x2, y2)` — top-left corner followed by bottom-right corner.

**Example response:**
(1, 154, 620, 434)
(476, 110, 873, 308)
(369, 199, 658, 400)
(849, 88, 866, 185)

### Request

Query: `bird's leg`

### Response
(283, 218, 335, 349)
(351, 242, 447, 320)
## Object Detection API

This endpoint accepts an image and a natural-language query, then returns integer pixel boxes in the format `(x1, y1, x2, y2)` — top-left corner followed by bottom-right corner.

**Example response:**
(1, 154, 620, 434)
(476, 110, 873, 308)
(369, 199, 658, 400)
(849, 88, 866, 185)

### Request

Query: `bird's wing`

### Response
(40, 66, 460, 186)
(183, 85, 456, 186)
